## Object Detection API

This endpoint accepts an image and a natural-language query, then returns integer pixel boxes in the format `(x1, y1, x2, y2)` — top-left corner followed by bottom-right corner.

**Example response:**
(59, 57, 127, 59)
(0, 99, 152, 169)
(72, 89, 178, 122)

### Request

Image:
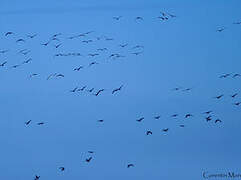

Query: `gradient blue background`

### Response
(1, 0, 241, 179)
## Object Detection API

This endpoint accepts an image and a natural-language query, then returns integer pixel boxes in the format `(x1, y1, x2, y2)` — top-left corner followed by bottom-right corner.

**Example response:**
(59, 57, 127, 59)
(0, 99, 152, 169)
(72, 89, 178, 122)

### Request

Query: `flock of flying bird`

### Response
(1, 10, 241, 180)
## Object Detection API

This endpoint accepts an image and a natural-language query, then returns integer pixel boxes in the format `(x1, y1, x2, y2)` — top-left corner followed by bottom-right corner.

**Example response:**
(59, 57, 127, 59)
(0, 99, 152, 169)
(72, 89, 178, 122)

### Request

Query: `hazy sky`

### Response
(1, 0, 241, 179)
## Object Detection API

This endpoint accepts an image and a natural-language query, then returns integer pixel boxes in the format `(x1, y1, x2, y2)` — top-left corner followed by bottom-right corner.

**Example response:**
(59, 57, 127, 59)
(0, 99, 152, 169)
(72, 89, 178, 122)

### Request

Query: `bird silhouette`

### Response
(94, 89, 105, 96)
(154, 116, 160, 120)
(16, 39, 25, 43)
(185, 114, 193, 118)
(219, 73, 231, 78)
(231, 93, 238, 98)
(113, 16, 122, 20)
(87, 88, 94, 93)
(54, 44, 62, 48)
(203, 111, 212, 115)
(89, 62, 98, 67)
(214, 95, 224, 99)
(74, 66, 84, 71)
(112, 85, 123, 94)
(98, 119, 104, 123)
(27, 34, 37, 38)
(179, 125, 185, 128)
(234, 102, 241, 106)
(25, 120, 31, 125)
(22, 58, 32, 64)
(0, 50, 9, 54)
(5, 32, 14, 36)
(216, 27, 226, 32)
(37, 122, 44, 125)
(59, 167, 65, 171)
(206, 116, 212, 122)
(0, 61, 7, 67)
(171, 114, 178, 117)
(119, 44, 128, 48)
(78, 86, 87, 91)
(162, 128, 169, 132)
(136, 117, 144, 122)
(233, 73, 241, 78)
(127, 164, 134, 168)
(135, 17, 143, 21)
(215, 119, 222, 123)
(70, 87, 78, 93)
(146, 130, 152, 135)
(88, 151, 94, 154)
(29, 73, 38, 78)
(85, 157, 92, 162)
(34, 175, 40, 180)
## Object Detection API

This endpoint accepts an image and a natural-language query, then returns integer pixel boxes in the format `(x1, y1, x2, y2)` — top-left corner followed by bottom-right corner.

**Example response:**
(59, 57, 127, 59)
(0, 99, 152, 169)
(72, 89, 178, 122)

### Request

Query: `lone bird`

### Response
(37, 122, 44, 125)
(234, 102, 241, 106)
(97, 119, 104, 123)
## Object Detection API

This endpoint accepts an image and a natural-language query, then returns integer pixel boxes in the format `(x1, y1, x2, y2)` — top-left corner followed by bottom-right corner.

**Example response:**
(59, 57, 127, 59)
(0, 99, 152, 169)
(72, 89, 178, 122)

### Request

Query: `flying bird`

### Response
(98, 119, 104, 123)
(146, 130, 152, 135)
(113, 16, 122, 20)
(112, 85, 123, 94)
(171, 114, 178, 117)
(162, 128, 169, 132)
(154, 116, 160, 120)
(87, 88, 94, 93)
(231, 93, 238, 98)
(37, 122, 44, 125)
(29, 73, 38, 78)
(185, 114, 193, 118)
(127, 164, 134, 168)
(233, 102, 241, 106)
(70, 87, 78, 93)
(203, 111, 212, 115)
(215, 119, 222, 123)
(85, 157, 92, 163)
(119, 44, 128, 48)
(179, 125, 185, 128)
(0, 61, 7, 67)
(34, 175, 40, 180)
(27, 34, 37, 38)
(216, 27, 226, 32)
(94, 89, 105, 96)
(135, 17, 143, 21)
(78, 86, 87, 91)
(25, 120, 31, 125)
(214, 95, 224, 99)
(136, 117, 144, 122)
(233, 73, 241, 78)
(54, 44, 62, 48)
(5, 32, 14, 36)
(206, 116, 212, 122)
(89, 62, 98, 67)
(16, 39, 25, 43)
(74, 66, 84, 71)
(59, 167, 65, 171)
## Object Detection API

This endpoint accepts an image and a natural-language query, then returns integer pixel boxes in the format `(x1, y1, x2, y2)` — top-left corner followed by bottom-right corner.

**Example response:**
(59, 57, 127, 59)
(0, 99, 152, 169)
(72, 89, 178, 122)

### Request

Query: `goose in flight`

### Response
(29, 73, 38, 78)
(231, 93, 238, 98)
(185, 114, 193, 118)
(215, 119, 222, 123)
(87, 88, 94, 93)
(113, 16, 122, 20)
(27, 34, 37, 38)
(214, 95, 224, 99)
(0, 61, 7, 67)
(16, 39, 25, 43)
(25, 120, 31, 125)
(234, 102, 241, 106)
(206, 116, 212, 122)
(112, 85, 123, 94)
(70, 87, 78, 93)
(146, 130, 152, 135)
(5, 32, 14, 36)
(136, 117, 144, 122)
(74, 66, 84, 71)
(59, 167, 65, 171)
(162, 128, 169, 132)
(203, 111, 212, 115)
(94, 89, 105, 96)
(34, 175, 40, 180)
(154, 116, 160, 120)
(37, 122, 44, 125)
(233, 73, 241, 78)
(85, 157, 92, 163)
(127, 164, 134, 168)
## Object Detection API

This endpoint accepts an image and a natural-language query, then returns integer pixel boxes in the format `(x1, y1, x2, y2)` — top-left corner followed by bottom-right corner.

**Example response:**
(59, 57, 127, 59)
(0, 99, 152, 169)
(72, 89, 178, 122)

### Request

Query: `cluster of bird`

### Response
(216, 20, 241, 32)
(136, 110, 224, 136)
(2, 9, 241, 180)
(113, 11, 177, 21)
(69, 85, 123, 96)
(1, 30, 144, 79)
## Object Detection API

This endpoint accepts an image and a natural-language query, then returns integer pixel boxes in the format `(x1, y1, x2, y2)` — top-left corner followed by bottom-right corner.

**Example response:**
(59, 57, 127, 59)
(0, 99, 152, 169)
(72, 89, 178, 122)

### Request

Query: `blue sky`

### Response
(1, 0, 241, 179)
